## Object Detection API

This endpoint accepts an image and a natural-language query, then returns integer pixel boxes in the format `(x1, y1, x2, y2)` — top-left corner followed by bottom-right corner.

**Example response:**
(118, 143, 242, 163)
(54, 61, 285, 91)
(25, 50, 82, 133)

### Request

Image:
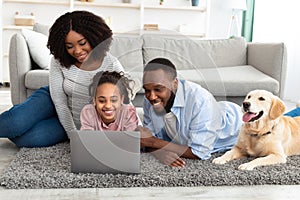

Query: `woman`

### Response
(0, 10, 123, 147)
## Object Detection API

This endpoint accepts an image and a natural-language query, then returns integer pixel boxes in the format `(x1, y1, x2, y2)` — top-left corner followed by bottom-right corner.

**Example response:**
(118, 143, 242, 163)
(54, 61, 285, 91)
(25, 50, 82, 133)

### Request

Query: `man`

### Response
(140, 58, 243, 167)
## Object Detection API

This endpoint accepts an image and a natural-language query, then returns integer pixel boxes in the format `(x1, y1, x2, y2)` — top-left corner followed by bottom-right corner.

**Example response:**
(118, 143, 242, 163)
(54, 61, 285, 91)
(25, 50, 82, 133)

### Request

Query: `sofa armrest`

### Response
(247, 42, 287, 98)
(9, 33, 32, 105)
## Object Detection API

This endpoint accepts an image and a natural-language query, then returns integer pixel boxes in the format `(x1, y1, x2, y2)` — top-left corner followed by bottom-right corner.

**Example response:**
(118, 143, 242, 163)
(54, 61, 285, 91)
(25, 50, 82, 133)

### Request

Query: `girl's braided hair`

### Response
(47, 10, 112, 68)
(89, 71, 134, 104)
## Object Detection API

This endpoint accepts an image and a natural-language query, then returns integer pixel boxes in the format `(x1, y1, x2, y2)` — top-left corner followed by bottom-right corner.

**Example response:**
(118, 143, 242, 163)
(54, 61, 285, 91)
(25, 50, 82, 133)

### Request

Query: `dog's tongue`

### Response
(242, 112, 257, 122)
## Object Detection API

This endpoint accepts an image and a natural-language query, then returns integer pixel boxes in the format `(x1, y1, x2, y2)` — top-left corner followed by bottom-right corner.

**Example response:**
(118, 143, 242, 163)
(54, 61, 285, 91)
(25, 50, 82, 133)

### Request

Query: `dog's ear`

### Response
(269, 97, 286, 120)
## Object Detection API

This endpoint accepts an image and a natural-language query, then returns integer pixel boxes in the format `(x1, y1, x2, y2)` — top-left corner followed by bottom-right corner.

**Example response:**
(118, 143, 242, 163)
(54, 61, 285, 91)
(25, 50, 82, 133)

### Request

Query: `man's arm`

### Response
(139, 126, 198, 159)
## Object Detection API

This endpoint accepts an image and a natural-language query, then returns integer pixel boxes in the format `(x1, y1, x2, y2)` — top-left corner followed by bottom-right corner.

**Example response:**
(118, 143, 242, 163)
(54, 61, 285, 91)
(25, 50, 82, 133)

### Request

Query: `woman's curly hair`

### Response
(47, 10, 112, 68)
(89, 71, 134, 104)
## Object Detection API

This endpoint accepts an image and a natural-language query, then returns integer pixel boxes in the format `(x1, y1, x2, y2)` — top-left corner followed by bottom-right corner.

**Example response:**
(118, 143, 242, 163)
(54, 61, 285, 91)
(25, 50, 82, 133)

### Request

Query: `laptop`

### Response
(70, 130, 140, 174)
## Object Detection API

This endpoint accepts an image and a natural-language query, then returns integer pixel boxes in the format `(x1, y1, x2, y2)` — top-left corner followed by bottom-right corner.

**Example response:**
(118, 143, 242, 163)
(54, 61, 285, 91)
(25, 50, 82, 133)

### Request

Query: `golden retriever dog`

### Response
(213, 89, 300, 170)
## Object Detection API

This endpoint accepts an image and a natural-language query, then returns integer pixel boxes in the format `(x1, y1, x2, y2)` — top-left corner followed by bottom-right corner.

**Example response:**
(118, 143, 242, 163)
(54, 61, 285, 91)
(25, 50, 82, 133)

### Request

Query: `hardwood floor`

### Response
(1, 87, 300, 199)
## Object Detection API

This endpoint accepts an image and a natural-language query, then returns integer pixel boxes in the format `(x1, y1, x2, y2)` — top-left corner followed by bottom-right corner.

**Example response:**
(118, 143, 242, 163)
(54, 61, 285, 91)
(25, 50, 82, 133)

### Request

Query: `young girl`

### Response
(80, 71, 138, 131)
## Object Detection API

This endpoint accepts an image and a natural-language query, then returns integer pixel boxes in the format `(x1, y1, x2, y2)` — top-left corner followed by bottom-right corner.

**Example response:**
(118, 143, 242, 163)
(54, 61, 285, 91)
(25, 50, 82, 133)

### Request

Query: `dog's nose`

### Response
(243, 102, 251, 110)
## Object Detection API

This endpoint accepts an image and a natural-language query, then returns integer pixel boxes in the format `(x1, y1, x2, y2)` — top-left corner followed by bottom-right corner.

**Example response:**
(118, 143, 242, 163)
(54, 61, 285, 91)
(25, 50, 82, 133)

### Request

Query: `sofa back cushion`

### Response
(33, 23, 50, 36)
(109, 35, 144, 96)
(109, 35, 143, 73)
(142, 35, 247, 70)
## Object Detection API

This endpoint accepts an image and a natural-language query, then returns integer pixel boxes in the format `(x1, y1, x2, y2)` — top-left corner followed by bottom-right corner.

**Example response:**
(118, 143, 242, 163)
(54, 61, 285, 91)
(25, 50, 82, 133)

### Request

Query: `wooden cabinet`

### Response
(1, 0, 210, 83)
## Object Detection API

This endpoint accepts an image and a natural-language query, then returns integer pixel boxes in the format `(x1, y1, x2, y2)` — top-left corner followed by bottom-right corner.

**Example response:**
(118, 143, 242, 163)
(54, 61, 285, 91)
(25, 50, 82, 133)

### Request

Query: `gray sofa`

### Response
(9, 23, 287, 110)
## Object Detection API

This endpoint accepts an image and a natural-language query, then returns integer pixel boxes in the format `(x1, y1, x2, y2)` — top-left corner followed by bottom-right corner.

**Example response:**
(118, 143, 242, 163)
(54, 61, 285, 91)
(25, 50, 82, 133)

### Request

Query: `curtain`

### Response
(241, 0, 255, 42)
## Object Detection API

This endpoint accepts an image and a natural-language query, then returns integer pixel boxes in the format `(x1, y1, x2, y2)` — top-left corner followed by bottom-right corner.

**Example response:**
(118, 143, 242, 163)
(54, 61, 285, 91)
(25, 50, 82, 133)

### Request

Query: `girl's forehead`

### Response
(96, 83, 120, 95)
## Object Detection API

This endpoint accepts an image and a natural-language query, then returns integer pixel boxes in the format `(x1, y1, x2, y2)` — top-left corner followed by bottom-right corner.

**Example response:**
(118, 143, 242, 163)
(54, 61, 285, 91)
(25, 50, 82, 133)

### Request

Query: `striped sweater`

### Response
(49, 53, 124, 137)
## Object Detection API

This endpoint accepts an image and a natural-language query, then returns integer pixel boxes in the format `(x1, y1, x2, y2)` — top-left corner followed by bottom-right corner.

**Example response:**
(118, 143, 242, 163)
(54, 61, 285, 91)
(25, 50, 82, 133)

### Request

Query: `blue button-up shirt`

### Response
(143, 79, 243, 160)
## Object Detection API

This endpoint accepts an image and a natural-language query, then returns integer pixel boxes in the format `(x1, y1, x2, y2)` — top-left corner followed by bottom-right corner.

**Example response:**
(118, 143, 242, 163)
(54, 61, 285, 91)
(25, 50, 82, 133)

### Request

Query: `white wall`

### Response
(252, 0, 300, 102)
(208, 0, 235, 38)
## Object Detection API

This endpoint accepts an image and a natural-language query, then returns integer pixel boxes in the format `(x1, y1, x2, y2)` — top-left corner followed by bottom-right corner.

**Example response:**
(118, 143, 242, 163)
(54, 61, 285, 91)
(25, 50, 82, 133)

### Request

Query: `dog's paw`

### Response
(238, 163, 255, 170)
(212, 157, 228, 165)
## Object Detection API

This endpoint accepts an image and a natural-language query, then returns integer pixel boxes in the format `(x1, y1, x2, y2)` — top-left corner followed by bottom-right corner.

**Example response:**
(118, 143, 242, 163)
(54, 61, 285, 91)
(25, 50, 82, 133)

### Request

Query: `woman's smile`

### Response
(76, 53, 88, 63)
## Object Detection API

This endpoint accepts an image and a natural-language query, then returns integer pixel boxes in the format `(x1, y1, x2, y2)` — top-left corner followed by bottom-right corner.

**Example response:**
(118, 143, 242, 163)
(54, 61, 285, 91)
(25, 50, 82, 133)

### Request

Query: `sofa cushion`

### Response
(110, 35, 144, 73)
(247, 42, 286, 85)
(25, 70, 49, 89)
(109, 35, 144, 96)
(142, 35, 247, 70)
(129, 65, 279, 97)
(33, 23, 49, 36)
(21, 28, 51, 69)
(177, 65, 279, 96)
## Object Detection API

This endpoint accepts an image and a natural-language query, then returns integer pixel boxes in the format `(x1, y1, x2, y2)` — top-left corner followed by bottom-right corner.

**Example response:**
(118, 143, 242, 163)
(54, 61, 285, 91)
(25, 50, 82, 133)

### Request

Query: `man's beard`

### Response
(164, 92, 175, 113)
(153, 92, 175, 115)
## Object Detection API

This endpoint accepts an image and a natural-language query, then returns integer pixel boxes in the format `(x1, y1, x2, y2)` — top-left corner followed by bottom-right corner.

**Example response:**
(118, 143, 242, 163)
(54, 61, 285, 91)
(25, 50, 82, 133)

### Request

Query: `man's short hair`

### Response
(144, 58, 177, 80)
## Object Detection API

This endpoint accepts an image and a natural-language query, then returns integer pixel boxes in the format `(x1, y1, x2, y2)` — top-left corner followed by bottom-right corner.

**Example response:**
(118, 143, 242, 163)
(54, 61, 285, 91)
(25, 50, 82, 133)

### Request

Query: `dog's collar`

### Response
(249, 131, 271, 137)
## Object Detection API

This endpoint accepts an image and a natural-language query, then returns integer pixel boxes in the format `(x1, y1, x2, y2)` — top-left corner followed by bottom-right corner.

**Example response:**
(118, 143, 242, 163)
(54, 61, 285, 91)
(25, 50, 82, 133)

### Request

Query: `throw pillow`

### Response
(21, 28, 51, 69)
(33, 23, 49, 36)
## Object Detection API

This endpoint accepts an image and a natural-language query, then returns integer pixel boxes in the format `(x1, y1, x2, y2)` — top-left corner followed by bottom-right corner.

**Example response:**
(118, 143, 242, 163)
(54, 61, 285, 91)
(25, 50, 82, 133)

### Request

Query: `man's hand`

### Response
(137, 126, 154, 147)
(151, 149, 186, 168)
(137, 126, 198, 162)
